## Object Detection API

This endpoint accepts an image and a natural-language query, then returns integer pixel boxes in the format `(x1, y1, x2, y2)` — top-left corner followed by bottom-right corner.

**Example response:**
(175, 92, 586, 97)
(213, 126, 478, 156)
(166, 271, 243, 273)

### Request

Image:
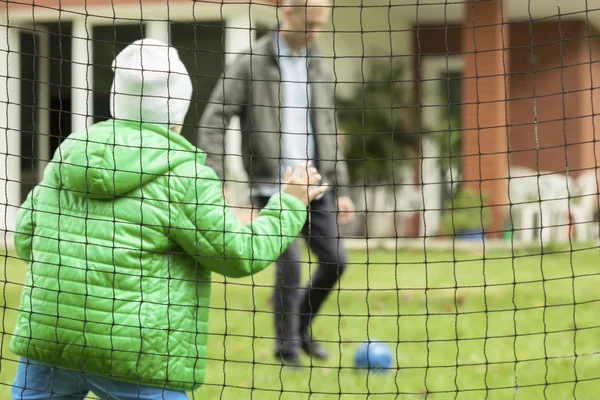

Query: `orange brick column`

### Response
(461, 0, 509, 237)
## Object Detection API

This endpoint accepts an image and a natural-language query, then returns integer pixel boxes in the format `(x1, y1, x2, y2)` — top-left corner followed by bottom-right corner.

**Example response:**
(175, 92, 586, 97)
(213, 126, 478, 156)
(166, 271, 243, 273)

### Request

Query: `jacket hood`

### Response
(47, 120, 204, 198)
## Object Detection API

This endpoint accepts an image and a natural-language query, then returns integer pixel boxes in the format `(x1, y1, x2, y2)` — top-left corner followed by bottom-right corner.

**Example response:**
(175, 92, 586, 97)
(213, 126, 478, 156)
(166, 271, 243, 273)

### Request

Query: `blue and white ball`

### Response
(354, 339, 393, 372)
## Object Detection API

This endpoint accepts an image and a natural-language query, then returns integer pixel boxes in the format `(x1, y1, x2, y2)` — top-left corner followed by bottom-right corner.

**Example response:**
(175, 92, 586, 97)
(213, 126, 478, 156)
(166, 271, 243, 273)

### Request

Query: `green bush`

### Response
(440, 186, 492, 236)
(335, 60, 421, 186)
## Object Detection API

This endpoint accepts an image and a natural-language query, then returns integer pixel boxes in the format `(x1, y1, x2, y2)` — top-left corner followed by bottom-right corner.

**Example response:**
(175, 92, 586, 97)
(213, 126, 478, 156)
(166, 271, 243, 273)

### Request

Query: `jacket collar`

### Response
(274, 32, 308, 58)
(259, 31, 320, 71)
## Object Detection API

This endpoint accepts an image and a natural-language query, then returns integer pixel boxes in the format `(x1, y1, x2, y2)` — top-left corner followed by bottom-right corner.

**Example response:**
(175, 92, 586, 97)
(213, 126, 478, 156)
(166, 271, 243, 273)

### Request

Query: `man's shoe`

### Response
(300, 333, 329, 360)
(276, 352, 302, 368)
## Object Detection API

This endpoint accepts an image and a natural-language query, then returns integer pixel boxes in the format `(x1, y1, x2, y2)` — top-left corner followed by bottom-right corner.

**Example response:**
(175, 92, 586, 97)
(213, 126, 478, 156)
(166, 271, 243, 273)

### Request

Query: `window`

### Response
(92, 24, 146, 124)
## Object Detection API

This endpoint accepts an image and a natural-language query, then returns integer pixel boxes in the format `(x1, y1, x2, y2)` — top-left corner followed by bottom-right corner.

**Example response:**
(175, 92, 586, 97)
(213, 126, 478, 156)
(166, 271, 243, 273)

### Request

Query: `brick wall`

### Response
(416, 20, 599, 176)
(508, 20, 593, 176)
(413, 18, 600, 236)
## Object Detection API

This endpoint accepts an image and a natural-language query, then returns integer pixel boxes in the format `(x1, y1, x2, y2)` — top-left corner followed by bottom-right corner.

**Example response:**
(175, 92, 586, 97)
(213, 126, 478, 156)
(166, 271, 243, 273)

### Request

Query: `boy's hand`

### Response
(282, 162, 329, 206)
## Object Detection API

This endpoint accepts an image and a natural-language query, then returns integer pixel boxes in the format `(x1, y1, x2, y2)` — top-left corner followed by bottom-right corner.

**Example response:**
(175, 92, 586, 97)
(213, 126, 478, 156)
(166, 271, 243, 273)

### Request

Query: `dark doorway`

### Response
(92, 24, 146, 124)
(18, 22, 73, 198)
(170, 21, 224, 144)
(47, 22, 73, 159)
(19, 32, 38, 200)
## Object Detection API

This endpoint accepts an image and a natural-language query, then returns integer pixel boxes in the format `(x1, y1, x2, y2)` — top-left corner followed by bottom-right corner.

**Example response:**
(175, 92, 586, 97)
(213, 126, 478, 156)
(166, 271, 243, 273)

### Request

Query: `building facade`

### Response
(2, 0, 600, 242)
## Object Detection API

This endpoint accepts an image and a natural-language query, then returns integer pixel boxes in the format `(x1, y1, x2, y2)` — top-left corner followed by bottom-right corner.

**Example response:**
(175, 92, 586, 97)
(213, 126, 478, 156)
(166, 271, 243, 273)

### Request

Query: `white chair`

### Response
(361, 186, 397, 238)
(537, 172, 572, 244)
(393, 185, 423, 237)
(568, 171, 599, 242)
(508, 167, 572, 244)
(512, 202, 541, 243)
(508, 166, 542, 243)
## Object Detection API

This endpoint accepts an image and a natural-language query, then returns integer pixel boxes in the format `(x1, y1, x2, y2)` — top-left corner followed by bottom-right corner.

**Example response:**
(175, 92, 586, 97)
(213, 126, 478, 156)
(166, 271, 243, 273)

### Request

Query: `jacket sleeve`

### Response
(197, 56, 249, 181)
(13, 189, 35, 262)
(170, 165, 307, 278)
(333, 111, 350, 198)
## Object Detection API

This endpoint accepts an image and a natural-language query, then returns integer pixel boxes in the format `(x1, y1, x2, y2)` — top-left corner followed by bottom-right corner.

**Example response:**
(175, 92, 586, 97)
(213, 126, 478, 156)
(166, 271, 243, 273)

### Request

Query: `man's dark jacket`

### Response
(198, 33, 349, 197)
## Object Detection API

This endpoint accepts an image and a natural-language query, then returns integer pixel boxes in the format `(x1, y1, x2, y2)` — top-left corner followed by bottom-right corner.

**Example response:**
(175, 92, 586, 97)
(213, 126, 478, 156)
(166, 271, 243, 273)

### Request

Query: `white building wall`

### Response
(0, 18, 21, 248)
(319, 5, 413, 99)
(71, 19, 94, 132)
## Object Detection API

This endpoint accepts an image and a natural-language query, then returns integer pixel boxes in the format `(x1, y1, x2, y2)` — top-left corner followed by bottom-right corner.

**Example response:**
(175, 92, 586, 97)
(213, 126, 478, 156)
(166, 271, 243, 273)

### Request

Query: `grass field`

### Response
(1, 243, 600, 399)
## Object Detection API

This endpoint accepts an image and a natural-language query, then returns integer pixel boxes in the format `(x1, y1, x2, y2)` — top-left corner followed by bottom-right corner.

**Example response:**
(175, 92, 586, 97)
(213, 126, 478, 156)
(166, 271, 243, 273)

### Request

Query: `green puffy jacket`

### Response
(10, 119, 307, 392)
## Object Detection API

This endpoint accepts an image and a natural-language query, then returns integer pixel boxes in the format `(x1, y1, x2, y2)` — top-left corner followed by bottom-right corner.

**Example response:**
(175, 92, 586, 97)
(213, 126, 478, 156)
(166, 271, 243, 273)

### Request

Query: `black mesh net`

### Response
(2, 0, 600, 398)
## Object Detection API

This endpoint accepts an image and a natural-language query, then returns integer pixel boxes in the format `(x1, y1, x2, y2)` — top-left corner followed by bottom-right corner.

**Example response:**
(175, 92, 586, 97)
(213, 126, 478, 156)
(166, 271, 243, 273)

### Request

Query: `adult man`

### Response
(199, 0, 355, 366)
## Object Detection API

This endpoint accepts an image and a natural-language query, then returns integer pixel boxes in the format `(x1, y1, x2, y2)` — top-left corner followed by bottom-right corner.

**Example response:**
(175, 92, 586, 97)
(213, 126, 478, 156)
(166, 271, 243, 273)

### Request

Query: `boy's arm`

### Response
(198, 57, 248, 181)
(170, 166, 307, 278)
(13, 189, 35, 262)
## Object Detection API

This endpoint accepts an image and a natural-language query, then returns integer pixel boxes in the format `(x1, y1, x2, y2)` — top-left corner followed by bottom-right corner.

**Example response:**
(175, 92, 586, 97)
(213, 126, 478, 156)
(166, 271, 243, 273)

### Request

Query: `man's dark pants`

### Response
(252, 192, 348, 357)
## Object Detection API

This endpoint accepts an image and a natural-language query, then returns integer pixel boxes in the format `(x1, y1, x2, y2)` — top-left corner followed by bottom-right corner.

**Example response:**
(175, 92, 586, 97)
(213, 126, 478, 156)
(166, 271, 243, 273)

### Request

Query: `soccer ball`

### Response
(353, 339, 393, 372)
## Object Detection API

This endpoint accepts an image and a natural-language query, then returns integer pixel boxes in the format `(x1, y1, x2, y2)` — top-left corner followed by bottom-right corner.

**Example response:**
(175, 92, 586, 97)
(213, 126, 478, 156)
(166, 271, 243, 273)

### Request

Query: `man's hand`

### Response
(337, 196, 355, 225)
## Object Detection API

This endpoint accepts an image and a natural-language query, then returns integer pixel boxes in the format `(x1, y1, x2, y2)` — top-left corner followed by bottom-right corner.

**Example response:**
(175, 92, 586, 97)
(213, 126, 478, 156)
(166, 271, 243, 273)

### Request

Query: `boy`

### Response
(10, 39, 327, 400)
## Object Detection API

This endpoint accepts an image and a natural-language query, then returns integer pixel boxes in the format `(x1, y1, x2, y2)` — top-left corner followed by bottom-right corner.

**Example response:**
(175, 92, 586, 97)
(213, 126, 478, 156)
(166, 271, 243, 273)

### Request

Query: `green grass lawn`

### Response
(1, 244, 600, 399)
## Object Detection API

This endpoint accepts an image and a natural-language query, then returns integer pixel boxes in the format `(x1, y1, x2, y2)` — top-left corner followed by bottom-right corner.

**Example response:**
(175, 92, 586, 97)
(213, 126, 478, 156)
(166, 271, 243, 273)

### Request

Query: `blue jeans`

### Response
(11, 357, 189, 400)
